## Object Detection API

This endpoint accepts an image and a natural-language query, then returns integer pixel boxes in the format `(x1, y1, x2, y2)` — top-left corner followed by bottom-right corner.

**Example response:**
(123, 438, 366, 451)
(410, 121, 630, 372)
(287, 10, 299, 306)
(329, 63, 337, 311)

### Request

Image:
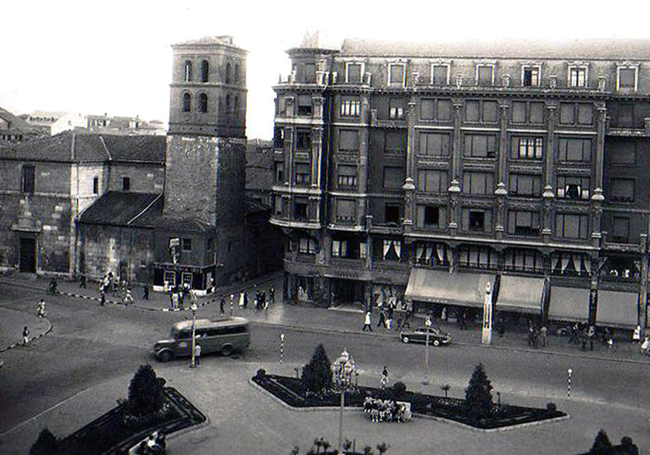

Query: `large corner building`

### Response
(271, 36, 650, 332)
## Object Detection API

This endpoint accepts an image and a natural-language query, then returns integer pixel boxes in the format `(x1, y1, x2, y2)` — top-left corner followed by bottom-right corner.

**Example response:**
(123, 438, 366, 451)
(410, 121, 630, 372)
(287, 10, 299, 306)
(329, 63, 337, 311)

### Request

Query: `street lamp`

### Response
(190, 302, 198, 368)
(422, 316, 432, 385)
(332, 349, 355, 454)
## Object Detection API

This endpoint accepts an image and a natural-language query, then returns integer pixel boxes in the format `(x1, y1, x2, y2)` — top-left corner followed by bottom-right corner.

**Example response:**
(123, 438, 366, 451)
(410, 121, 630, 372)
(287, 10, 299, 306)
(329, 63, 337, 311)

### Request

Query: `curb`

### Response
(0, 317, 53, 353)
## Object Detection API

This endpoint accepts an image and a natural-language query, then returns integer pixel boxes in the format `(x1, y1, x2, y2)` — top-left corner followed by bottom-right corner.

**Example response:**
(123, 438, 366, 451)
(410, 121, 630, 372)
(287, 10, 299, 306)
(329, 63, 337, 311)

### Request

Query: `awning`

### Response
(404, 268, 494, 308)
(495, 276, 544, 314)
(548, 286, 590, 322)
(597, 290, 638, 329)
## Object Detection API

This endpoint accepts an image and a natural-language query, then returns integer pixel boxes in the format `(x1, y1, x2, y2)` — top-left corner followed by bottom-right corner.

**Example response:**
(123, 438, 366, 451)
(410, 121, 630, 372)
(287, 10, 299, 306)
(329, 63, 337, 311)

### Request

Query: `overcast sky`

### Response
(2, 0, 650, 140)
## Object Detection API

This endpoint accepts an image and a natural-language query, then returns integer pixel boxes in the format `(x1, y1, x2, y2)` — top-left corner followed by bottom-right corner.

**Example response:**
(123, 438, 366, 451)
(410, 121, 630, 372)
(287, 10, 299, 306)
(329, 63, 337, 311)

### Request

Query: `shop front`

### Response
(153, 263, 216, 296)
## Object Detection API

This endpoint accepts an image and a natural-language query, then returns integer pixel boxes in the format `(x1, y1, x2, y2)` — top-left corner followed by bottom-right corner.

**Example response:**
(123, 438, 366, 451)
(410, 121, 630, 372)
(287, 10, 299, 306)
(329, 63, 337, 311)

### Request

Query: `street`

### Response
(1, 279, 649, 454)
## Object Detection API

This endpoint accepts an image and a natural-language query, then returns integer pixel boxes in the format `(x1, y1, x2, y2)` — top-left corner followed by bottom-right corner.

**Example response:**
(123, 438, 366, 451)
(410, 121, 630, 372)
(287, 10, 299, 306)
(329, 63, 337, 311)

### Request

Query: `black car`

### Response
(399, 327, 451, 346)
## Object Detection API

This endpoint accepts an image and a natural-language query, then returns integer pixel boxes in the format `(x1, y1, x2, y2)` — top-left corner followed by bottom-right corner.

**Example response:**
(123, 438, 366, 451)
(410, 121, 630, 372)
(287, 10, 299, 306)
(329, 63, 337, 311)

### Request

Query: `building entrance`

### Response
(19, 237, 36, 273)
(332, 279, 365, 306)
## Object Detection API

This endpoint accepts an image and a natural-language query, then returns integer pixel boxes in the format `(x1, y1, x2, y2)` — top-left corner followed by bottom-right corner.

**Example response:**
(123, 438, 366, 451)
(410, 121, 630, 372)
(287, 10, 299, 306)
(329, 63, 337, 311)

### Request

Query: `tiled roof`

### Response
(0, 107, 37, 132)
(155, 216, 214, 233)
(1, 132, 166, 163)
(340, 38, 650, 60)
(79, 192, 162, 227)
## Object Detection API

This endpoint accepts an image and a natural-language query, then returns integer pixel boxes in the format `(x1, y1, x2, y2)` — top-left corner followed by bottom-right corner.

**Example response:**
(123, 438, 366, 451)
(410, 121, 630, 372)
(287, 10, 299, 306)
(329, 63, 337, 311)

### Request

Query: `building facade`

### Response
(271, 37, 650, 331)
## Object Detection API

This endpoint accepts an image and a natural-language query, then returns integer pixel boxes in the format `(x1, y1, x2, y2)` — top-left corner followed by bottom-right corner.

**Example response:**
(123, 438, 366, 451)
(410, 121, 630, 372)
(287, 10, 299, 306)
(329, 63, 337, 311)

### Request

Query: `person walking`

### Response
(243, 290, 249, 310)
(269, 286, 275, 305)
(171, 292, 179, 310)
(142, 284, 149, 300)
(380, 366, 388, 389)
(194, 343, 201, 367)
(79, 273, 87, 289)
(362, 311, 373, 331)
(641, 336, 649, 355)
(540, 325, 548, 347)
(37, 299, 46, 318)
(123, 289, 134, 306)
(100, 290, 106, 306)
(219, 296, 225, 314)
(632, 325, 642, 344)
(377, 308, 387, 328)
(22, 326, 30, 346)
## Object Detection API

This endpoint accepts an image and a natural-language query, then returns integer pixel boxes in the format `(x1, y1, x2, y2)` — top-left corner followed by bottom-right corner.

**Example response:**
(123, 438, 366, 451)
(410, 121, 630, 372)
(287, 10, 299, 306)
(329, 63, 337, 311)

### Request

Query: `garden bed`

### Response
(53, 387, 206, 455)
(253, 374, 566, 430)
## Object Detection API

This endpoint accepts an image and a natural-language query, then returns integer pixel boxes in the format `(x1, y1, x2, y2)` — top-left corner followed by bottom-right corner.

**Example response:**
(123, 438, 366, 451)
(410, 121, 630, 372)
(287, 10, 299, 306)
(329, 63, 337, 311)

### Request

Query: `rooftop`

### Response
(78, 192, 162, 227)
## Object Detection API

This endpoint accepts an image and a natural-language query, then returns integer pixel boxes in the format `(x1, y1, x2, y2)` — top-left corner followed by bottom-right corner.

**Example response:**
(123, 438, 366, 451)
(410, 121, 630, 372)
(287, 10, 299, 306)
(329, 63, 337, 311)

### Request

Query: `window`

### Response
(416, 207, 447, 230)
(303, 63, 316, 83)
(295, 163, 310, 185)
(298, 95, 312, 116)
(21, 165, 35, 194)
(382, 239, 401, 261)
(508, 210, 540, 236)
(274, 127, 285, 149)
(609, 178, 635, 202)
(339, 129, 359, 152)
(569, 66, 587, 87)
(234, 95, 240, 117)
(559, 103, 593, 125)
(512, 137, 544, 159)
(274, 162, 284, 182)
(610, 140, 636, 165)
(522, 65, 540, 86)
(614, 104, 635, 128)
(558, 138, 591, 162)
(226, 63, 231, 84)
(617, 67, 637, 91)
(417, 170, 448, 193)
(505, 249, 545, 273)
(332, 240, 349, 257)
(459, 246, 496, 269)
(468, 210, 485, 232)
(337, 165, 357, 187)
(477, 65, 494, 86)
(184, 60, 192, 82)
(612, 217, 630, 243)
(182, 93, 191, 112)
(336, 199, 356, 222)
(556, 213, 589, 239)
(419, 132, 450, 156)
(122, 177, 131, 191)
(431, 64, 449, 85)
(201, 60, 209, 83)
(93, 177, 99, 194)
(420, 98, 452, 121)
(383, 167, 404, 190)
(340, 96, 360, 117)
(226, 95, 231, 114)
(511, 101, 545, 124)
(182, 238, 192, 252)
(463, 172, 494, 195)
(385, 204, 400, 224)
(198, 93, 208, 113)
(294, 198, 308, 219)
(465, 100, 497, 123)
(346, 63, 362, 83)
(389, 64, 405, 86)
(509, 174, 541, 197)
(273, 195, 283, 216)
(296, 130, 311, 150)
(389, 98, 405, 119)
(464, 134, 497, 158)
(234, 63, 240, 83)
(385, 131, 406, 154)
(557, 176, 590, 200)
(299, 236, 317, 254)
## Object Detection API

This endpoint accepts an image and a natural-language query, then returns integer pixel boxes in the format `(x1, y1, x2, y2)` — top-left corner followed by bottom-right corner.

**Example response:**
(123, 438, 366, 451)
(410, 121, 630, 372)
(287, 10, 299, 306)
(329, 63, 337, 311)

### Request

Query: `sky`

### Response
(2, 0, 650, 140)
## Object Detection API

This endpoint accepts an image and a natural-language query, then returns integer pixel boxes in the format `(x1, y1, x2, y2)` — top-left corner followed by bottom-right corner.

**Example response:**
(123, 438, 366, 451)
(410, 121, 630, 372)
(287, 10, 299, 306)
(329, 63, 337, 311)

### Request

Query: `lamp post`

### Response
(190, 302, 198, 368)
(333, 349, 355, 454)
(422, 316, 432, 385)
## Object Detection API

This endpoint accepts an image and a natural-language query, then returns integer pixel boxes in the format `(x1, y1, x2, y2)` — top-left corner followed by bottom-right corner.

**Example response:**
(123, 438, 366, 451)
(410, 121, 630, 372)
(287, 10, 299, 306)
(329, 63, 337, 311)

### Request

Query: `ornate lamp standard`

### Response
(422, 316, 432, 385)
(332, 349, 355, 454)
(190, 302, 198, 368)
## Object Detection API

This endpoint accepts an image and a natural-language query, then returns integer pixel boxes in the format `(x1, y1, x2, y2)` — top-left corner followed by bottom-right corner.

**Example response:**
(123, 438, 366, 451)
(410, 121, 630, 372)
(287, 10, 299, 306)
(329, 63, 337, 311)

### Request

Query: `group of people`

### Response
(362, 299, 414, 333)
(363, 397, 412, 423)
(233, 286, 274, 312)
(99, 272, 142, 306)
(527, 322, 549, 348)
(163, 281, 195, 310)
(566, 322, 614, 350)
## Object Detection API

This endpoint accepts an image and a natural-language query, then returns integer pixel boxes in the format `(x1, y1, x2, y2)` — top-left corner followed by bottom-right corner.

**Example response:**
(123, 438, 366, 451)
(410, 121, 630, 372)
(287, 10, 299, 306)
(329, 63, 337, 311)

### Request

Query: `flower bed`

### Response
(253, 374, 566, 430)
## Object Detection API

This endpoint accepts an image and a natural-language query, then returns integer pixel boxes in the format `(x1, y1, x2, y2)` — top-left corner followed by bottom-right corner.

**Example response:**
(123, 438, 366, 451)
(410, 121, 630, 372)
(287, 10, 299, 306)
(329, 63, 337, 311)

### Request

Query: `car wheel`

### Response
(159, 351, 173, 363)
(433, 339, 441, 347)
(221, 345, 234, 356)
(402, 336, 410, 344)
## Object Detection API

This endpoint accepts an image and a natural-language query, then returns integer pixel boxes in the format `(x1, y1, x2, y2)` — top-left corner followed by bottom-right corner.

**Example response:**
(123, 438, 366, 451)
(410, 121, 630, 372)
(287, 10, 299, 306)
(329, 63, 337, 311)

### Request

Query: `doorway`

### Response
(19, 237, 36, 273)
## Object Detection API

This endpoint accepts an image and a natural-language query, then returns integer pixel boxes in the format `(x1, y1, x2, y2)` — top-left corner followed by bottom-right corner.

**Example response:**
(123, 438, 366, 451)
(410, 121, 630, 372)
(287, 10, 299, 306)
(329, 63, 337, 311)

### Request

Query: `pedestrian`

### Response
(540, 325, 548, 347)
(527, 325, 534, 347)
(269, 286, 275, 305)
(100, 290, 106, 306)
(123, 289, 134, 306)
(171, 292, 179, 310)
(632, 325, 641, 344)
(243, 290, 249, 310)
(380, 366, 388, 389)
(230, 293, 235, 313)
(23, 326, 30, 345)
(79, 273, 87, 289)
(37, 299, 46, 318)
(239, 291, 245, 308)
(441, 306, 447, 322)
(569, 323, 580, 345)
(641, 336, 649, 355)
(362, 311, 373, 331)
(219, 296, 225, 314)
(460, 310, 468, 330)
(142, 284, 149, 300)
(194, 343, 201, 367)
(377, 309, 386, 328)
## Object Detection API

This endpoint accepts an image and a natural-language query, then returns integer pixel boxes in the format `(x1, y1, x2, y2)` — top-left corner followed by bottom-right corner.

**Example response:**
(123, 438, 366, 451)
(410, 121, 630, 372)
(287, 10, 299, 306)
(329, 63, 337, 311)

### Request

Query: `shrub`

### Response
(464, 363, 493, 422)
(546, 402, 557, 411)
(590, 429, 614, 455)
(301, 344, 332, 394)
(126, 364, 166, 417)
(29, 427, 59, 455)
(620, 437, 639, 455)
(392, 382, 407, 401)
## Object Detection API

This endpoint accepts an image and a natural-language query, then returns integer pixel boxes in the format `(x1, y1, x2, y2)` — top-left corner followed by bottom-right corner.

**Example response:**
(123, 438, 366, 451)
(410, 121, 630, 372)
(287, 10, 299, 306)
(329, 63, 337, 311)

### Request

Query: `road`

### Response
(0, 281, 648, 454)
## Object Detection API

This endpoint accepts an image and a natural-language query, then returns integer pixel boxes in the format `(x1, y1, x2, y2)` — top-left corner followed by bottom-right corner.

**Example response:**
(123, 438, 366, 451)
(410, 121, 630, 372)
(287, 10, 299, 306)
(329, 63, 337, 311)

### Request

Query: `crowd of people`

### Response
(363, 397, 412, 423)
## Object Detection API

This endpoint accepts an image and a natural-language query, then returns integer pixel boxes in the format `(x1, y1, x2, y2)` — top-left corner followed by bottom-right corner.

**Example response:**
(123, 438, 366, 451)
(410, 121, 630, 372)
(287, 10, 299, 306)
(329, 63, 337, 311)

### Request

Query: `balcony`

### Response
(276, 71, 331, 87)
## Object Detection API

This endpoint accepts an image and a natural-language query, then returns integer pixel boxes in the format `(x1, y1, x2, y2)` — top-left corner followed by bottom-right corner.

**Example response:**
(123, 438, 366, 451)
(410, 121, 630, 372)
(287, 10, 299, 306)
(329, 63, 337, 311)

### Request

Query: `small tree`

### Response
(301, 344, 332, 394)
(126, 364, 166, 417)
(392, 382, 407, 401)
(29, 427, 59, 455)
(464, 363, 493, 422)
(620, 437, 639, 455)
(590, 430, 614, 455)
(376, 442, 389, 454)
(440, 384, 451, 398)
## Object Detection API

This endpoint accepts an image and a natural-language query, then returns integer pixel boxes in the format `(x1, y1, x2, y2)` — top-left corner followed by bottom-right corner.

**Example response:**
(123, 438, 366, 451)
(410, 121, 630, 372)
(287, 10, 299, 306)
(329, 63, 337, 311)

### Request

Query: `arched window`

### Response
(184, 60, 192, 82)
(201, 60, 209, 83)
(226, 63, 231, 84)
(199, 93, 208, 113)
(226, 94, 232, 114)
(182, 93, 191, 112)
(234, 95, 240, 116)
(235, 64, 240, 83)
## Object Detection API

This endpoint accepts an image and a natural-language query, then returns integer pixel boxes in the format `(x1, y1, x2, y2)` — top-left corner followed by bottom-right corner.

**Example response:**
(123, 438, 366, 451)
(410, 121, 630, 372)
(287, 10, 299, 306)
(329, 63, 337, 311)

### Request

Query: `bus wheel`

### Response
(221, 345, 234, 357)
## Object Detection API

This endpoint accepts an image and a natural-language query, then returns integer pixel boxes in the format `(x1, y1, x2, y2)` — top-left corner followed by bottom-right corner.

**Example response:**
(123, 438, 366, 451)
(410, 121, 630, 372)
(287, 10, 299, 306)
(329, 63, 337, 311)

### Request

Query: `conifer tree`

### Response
(29, 427, 59, 455)
(464, 363, 493, 421)
(590, 430, 614, 455)
(127, 364, 166, 416)
(301, 344, 332, 394)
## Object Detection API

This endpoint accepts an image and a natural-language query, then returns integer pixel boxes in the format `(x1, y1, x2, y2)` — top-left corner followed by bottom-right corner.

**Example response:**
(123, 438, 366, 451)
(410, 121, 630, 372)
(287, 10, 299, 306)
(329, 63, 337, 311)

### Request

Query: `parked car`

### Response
(399, 326, 451, 346)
